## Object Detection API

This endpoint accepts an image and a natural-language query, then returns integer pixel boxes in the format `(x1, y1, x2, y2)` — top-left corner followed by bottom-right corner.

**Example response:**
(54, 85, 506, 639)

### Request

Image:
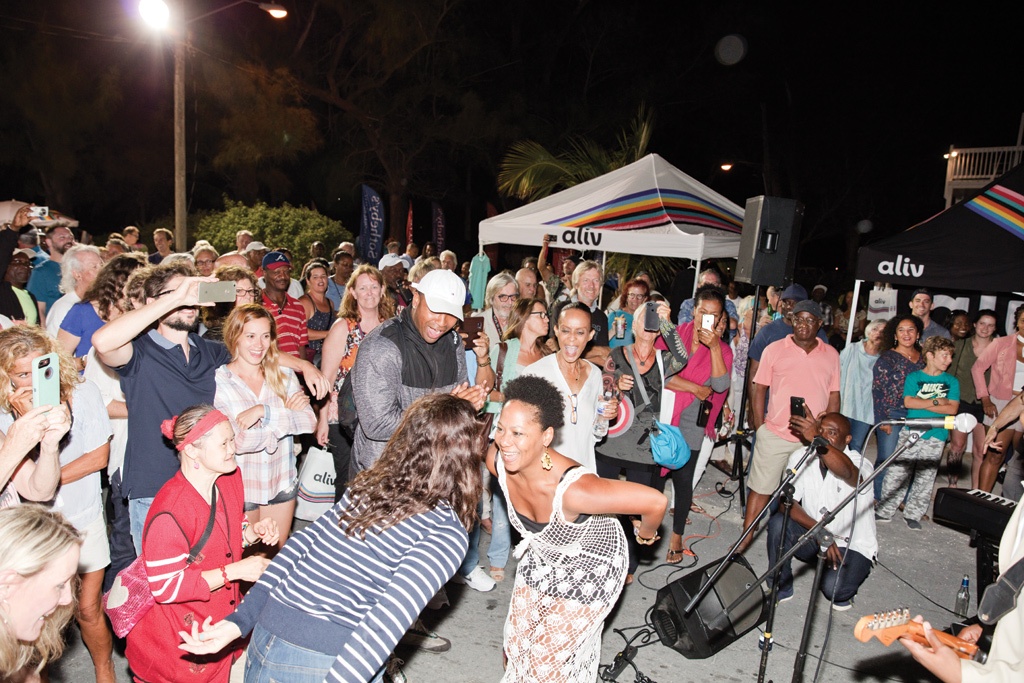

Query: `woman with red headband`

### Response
(125, 404, 279, 683)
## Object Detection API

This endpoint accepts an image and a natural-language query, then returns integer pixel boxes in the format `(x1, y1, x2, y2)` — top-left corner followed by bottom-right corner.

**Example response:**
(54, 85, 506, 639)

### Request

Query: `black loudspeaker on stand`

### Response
(734, 196, 805, 286)
(651, 554, 767, 659)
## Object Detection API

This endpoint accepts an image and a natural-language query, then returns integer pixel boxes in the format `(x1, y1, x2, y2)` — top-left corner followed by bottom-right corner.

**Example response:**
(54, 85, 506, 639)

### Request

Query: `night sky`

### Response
(1, 1, 1021, 284)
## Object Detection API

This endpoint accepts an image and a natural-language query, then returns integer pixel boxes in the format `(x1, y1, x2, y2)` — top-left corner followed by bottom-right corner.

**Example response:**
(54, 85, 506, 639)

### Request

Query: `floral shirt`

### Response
(872, 350, 925, 420)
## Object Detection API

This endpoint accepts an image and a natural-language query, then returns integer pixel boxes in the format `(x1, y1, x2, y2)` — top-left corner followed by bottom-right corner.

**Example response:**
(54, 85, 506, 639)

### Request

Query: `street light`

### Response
(137, 0, 286, 250)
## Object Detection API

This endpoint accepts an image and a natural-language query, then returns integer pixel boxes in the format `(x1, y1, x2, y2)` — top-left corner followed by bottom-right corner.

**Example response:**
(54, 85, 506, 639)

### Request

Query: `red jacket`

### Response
(126, 470, 245, 683)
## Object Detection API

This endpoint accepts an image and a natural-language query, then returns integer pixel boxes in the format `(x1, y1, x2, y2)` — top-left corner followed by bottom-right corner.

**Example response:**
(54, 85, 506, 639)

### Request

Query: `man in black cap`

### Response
(739, 299, 841, 552)
(747, 283, 828, 399)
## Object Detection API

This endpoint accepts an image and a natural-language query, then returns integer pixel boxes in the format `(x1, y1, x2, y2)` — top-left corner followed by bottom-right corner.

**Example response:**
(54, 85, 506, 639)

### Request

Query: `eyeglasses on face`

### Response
(235, 288, 258, 297)
(496, 293, 519, 303)
(529, 311, 549, 318)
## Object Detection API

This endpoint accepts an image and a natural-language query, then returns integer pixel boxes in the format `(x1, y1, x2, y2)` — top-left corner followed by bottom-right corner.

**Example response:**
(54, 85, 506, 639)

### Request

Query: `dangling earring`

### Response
(541, 448, 553, 471)
(193, 460, 200, 470)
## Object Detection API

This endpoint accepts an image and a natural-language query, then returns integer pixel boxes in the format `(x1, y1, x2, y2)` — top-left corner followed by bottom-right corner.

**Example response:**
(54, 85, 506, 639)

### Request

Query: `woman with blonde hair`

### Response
(0, 505, 82, 681)
(0, 326, 114, 683)
(318, 264, 395, 496)
(215, 305, 316, 549)
(181, 393, 483, 683)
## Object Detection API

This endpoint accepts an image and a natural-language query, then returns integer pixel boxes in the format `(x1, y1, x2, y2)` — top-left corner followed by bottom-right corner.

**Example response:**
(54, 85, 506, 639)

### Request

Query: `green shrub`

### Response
(195, 198, 350, 261)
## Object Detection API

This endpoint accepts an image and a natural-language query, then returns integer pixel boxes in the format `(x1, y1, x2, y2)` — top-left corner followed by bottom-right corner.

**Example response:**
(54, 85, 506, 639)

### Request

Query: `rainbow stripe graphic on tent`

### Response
(544, 188, 743, 233)
(965, 184, 1024, 240)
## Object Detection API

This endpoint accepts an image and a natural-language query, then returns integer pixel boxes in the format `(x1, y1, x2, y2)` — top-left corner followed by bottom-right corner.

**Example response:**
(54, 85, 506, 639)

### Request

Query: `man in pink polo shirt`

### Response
(739, 299, 841, 552)
(260, 251, 309, 359)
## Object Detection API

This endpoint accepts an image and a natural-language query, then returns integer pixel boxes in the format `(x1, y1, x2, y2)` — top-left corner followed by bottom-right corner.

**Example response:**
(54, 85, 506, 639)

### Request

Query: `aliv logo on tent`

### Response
(877, 255, 924, 278)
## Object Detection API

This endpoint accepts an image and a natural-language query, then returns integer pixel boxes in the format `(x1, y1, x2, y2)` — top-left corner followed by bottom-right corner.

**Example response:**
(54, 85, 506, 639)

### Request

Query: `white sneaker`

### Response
(454, 566, 496, 592)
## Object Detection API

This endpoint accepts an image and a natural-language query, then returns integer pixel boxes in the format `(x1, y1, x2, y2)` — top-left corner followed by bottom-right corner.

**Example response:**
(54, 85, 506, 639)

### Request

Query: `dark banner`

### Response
(360, 185, 385, 263)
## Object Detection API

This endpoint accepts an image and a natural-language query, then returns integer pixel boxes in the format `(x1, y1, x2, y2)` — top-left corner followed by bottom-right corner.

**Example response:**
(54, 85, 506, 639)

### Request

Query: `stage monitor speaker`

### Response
(651, 554, 767, 659)
(734, 196, 804, 286)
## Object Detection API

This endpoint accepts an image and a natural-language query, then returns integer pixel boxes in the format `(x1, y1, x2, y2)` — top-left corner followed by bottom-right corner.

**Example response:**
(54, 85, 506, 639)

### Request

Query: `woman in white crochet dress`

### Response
(488, 375, 668, 681)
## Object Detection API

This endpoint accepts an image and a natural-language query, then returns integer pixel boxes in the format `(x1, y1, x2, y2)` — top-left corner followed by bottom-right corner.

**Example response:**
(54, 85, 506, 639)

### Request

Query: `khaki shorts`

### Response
(747, 425, 800, 496)
(77, 514, 111, 575)
(990, 396, 1023, 432)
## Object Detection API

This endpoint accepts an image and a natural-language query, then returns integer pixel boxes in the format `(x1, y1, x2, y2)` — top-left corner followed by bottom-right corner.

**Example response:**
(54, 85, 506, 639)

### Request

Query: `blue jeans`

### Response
(460, 478, 511, 575)
(847, 419, 872, 456)
(872, 425, 904, 501)
(128, 496, 155, 555)
(245, 624, 337, 683)
(766, 512, 872, 603)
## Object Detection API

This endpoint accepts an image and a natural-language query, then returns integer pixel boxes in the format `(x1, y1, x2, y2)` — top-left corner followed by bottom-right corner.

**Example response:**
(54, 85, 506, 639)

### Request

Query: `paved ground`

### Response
(53, 441, 989, 683)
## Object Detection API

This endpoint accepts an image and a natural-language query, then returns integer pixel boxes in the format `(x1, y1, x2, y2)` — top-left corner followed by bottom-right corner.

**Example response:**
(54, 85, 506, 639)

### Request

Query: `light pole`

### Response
(137, 0, 287, 251)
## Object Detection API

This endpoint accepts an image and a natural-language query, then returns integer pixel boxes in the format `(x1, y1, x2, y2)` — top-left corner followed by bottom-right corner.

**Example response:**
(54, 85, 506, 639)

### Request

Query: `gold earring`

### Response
(541, 448, 553, 471)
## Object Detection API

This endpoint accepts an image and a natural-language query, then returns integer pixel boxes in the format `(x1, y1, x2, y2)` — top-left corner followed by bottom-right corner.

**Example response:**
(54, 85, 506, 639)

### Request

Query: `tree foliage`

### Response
(195, 199, 350, 260)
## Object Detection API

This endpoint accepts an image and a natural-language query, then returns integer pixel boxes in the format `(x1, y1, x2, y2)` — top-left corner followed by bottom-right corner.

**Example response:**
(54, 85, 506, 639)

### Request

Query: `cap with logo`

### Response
(411, 269, 466, 321)
(262, 251, 291, 270)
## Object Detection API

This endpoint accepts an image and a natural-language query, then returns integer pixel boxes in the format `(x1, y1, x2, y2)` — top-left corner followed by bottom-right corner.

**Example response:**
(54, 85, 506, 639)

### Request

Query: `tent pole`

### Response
(600, 251, 607, 308)
(693, 259, 702, 296)
(846, 279, 863, 347)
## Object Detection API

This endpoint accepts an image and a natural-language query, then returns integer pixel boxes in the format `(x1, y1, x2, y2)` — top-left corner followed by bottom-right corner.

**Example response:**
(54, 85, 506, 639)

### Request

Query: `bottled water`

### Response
(593, 391, 613, 438)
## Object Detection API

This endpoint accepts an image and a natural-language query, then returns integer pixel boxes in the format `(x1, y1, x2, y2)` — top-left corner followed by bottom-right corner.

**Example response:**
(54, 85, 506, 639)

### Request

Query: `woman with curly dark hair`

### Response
(181, 393, 482, 683)
(57, 252, 147, 368)
(871, 314, 924, 500)
(488, 375, 667, 681)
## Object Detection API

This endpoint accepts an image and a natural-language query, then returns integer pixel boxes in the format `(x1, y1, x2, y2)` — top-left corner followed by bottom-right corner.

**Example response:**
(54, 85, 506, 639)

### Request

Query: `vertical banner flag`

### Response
(431, 201, 446, 251)
(406, 201, 414, 247)
(360, 185, 385, 263)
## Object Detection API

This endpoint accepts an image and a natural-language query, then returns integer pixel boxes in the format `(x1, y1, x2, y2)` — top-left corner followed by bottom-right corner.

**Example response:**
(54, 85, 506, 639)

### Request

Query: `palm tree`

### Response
(496, 105, 682, 289)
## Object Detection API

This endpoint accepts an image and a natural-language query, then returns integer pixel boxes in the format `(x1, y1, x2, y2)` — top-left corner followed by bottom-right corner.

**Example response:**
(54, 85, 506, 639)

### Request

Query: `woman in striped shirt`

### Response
(179, 393, 483, 683)
(215, 304, 317, 550)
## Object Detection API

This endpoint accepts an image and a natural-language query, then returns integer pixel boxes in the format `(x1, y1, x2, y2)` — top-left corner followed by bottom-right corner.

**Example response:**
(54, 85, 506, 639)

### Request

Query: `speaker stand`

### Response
(756, 483, 794, 683)
(712, 283, 765, 506)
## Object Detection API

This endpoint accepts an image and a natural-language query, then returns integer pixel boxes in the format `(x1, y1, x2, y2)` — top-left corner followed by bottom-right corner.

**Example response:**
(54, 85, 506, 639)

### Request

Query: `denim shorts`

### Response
(243, 480, 298, 512)
(245, 623, 335, 683)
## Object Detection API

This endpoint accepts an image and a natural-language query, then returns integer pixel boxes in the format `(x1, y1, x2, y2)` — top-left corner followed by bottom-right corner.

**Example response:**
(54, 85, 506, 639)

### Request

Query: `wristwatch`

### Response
(932, 399, 940, 406)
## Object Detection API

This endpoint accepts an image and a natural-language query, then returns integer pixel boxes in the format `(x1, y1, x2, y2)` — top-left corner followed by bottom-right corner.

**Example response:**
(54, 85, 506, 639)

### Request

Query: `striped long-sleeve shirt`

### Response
(226, 493, 468, 682)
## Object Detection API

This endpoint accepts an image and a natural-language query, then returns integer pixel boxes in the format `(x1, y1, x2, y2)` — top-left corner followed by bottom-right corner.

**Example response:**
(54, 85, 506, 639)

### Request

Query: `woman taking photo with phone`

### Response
(215, 304, 317, 550)
(0, 326, 114, 683)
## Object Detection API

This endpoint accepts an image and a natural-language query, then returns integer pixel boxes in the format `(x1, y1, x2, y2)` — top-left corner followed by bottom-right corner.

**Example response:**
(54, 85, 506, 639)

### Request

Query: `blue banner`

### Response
(431, 201, 446, 251)
(360, 185, 386, 263)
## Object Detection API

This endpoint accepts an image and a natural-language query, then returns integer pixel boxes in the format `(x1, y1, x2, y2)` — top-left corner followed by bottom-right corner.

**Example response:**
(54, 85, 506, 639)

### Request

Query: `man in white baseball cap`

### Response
(379, 253, 411, 310)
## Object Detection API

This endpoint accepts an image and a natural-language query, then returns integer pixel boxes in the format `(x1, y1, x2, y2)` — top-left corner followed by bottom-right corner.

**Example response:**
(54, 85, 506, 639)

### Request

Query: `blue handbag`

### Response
(648, 421, 691, 470)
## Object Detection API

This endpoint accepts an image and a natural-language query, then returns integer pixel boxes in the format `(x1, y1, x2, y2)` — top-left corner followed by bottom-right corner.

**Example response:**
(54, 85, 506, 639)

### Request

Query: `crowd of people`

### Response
(0, 199, 1020, 683)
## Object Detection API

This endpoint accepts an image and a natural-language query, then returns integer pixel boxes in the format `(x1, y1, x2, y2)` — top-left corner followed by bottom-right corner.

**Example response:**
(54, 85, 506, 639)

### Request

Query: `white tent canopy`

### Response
(478, 154, 744, 260)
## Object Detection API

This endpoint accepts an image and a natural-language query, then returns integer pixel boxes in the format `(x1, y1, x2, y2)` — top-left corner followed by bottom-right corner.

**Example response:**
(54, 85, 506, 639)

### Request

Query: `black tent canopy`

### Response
(855, 163, 1024, 291)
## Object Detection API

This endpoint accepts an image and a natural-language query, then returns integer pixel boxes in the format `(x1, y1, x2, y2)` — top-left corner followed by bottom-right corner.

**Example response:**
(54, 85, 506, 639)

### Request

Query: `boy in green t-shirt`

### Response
(875, 336, 959, 530)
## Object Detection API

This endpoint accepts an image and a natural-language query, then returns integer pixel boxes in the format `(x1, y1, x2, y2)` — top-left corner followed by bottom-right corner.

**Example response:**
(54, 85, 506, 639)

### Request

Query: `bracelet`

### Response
(241, 520, 253, 548)
(635, 534, 658, 545)
(220, 566, 230, 586)
(478, 358, 491, 366)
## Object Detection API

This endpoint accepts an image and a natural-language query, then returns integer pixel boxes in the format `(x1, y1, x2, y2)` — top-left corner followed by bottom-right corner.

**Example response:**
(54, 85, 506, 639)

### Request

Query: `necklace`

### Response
(559, 355, 582, 382)
(633, 343, 655, 365)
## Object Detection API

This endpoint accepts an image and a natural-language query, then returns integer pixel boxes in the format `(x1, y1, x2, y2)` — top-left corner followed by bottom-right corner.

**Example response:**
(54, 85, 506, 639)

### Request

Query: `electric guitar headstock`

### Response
(853, 607, 984, 662)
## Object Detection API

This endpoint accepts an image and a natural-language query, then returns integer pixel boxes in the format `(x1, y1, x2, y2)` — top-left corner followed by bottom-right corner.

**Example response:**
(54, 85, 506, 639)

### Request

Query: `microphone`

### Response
(881, 414, 978, 432)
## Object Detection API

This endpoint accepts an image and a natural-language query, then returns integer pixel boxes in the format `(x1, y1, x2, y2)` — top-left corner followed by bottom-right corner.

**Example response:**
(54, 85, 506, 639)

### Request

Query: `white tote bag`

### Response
(295, 446, 336, 521)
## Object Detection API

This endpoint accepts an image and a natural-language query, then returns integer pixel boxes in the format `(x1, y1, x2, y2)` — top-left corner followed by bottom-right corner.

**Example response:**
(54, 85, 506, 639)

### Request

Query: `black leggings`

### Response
(665, 442, 700, 535)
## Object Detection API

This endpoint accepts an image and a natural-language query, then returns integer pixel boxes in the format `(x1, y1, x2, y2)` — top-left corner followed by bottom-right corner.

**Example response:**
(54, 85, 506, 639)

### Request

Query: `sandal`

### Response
(625, 574, 634, 586)
(666, 548, 686, 564)
(690, 502, 705, 514)
(490, 566, 505, 583)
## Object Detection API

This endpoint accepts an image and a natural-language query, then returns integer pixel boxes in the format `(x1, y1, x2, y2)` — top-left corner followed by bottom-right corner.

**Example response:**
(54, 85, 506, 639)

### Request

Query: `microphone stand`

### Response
(699, 424, 923, 678)
(682, 437, 825, 617)
(755, 482, 794, 683)
(791, 530, 835, 683)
